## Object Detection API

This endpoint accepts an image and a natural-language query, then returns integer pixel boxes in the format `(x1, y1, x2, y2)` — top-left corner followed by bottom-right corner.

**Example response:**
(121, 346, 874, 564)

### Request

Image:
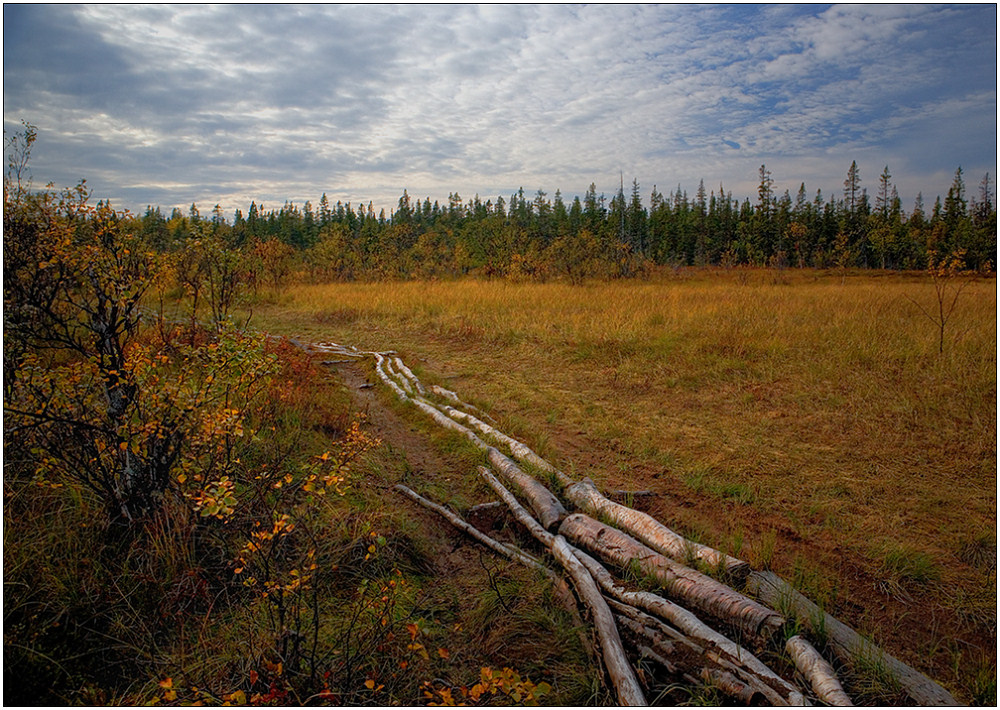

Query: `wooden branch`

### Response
(393, 484, 548, 575)
(478, 466, 556, 547)
(563, 478, 750, 582)
(559, 513, 785, 641)
(550, 535, 648, 706)
(786, 635, 853, 706)
(747, 571, 958, 706)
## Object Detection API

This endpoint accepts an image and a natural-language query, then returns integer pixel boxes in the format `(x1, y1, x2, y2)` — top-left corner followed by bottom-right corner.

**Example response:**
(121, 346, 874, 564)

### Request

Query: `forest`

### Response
(133, 162, 996, 284)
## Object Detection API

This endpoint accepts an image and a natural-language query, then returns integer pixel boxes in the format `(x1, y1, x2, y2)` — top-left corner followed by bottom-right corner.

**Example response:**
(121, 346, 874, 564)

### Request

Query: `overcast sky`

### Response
(4, 3, 997, 218)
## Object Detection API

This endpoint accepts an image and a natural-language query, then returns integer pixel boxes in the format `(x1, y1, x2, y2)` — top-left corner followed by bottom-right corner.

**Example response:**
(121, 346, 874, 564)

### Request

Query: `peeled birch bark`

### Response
(570, 547, 803, 703)
(559, 514, 785, 641)
(747, 571, 958, 706)
(563, 479, 750, 581)
(786, 635, 853, 706)
(550, 535, 648, 706)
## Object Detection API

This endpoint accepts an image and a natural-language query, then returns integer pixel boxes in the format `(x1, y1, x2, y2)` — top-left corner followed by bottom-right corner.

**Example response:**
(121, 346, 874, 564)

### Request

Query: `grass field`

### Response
(248, 267, 997, 701)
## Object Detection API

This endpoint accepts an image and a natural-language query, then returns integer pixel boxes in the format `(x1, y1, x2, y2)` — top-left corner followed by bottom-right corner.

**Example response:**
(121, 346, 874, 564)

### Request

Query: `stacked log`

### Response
(297, 337, 960, 707)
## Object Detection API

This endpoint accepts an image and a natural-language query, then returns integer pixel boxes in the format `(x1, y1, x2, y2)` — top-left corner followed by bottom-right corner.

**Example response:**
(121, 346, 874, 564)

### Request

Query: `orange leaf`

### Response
(437, 647, 450, 659)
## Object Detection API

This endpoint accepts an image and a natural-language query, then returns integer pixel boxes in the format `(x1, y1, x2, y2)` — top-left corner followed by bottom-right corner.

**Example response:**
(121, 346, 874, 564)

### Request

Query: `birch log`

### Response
(570, 547, 802, 702)
(563, 479, 750, 581)
(786, 635, 853, 706)
(393, 485, 548, 571)
(747, 571, 958, 706)
(550, 536, 648, 706)
(559, 514, 784, 641)
(701, 669, 766, 705)
(393, 357, 426, 395)
(609, 600, 806, 707)
(478, 466, 556, 546)
(485, 447, 566, 530)
(443, 406, 576, 487)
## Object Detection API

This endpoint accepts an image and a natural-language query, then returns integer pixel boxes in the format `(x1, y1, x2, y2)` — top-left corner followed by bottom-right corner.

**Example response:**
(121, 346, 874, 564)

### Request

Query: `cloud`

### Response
(3, 4, 995, 215)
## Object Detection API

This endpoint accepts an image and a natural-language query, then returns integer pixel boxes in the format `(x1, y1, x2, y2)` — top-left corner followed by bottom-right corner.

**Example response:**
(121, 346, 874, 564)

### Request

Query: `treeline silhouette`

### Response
(134, 164, 996, 281)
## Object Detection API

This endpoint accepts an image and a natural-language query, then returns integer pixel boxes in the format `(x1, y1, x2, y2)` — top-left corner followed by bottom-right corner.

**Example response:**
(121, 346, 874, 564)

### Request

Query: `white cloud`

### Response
(3, 3, 995, 215)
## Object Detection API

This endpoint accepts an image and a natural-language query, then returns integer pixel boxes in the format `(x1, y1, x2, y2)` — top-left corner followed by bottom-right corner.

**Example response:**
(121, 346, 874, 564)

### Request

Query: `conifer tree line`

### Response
(135, 163, 996, 282)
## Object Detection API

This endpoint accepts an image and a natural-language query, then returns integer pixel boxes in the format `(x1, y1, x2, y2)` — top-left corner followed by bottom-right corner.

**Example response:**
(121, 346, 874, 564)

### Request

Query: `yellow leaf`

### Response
(365, 679, 375, 690)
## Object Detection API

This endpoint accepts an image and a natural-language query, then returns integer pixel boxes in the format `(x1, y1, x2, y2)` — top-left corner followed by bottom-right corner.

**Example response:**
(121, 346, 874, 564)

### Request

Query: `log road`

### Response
(294, 337, 959, 707)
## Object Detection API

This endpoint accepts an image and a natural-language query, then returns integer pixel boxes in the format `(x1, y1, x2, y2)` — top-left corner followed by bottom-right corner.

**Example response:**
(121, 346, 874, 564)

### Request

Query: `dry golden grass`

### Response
(248, 268, 996, 696)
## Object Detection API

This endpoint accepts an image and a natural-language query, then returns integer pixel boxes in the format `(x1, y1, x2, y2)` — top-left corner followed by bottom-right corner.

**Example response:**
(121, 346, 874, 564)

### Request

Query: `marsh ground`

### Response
(247, 268, 997, 701)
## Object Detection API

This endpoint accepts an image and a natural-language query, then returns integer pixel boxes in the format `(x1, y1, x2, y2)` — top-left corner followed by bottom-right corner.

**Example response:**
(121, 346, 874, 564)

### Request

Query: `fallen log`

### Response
(482, 452, 566, 530)
(372, 353, 410, 400)
(478, 466, 556, 546)
(442, 405, 576, 487)
(429, 383, 461, 403)
(786, 635, 853, 706)
(550, 535, 648, 706)
(395, 483, 641, 704)
(559, 513, 784, 641)
(563, 478, 750, 582)
(746, 571, 958, 706)
(373, 361, 566, 530)
(701, 668, 767, 706)
(570, 547, 803, 704)
(609, 599, 805, 706)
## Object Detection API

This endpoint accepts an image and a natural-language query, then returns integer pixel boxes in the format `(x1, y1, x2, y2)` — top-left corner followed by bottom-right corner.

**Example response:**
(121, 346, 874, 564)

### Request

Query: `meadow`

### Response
(249, 268, 997, 698)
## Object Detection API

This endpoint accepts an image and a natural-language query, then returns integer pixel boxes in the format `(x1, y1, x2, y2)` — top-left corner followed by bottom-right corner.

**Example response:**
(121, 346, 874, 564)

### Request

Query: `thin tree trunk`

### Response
(550, 536, 648, 706)
(560, 513, 784, 641)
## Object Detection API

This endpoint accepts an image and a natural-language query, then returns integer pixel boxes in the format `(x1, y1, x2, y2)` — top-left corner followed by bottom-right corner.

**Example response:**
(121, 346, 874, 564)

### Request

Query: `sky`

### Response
(4, 3, 997, 218)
